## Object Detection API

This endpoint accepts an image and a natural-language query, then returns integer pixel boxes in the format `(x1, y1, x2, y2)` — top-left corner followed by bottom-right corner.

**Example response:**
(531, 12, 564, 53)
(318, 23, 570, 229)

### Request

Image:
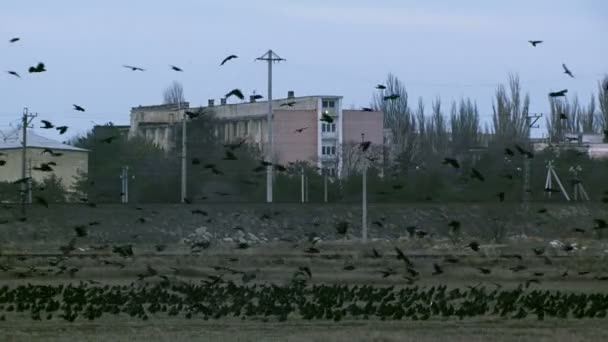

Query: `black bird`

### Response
(252, 94, 264, 100)
(594, 219, 607, 230)
(155, 244, 167, 252)
(537, 208, 547, 214)
(28, 62, 46, 73)
(9, 37, 20, 43)
(113, 245, 134, 257)
(225, 88, 244, 100)
(33, 163, 54, 172)
(559, 113, 568, 120)
(395, 247, 414, 268)
(73, 104, 85, 112)
(185, 110, 205, 119)
(467, 241, 480, 252)
(170, 65, 183, 72)
(224, 150, 238, 160)
(74, 225, 87, 237)
(549, 89, 568, 97)
(56, 126, 68, 134)
(191, 209, 207, 216)
(225, 138, 247, 150)
(376, 84, 386, 90)
(335, 221, 348, 235)
(471, 168, 485, 181)
(100, 136, 117, 143)
(477, 267, 491, 274)
(573, 228, 586, 233)
(432, 263, 443, 275)
(362, 107, 373, 112)
(383, 94, 400, 101)
(280, 101, 297, 107)
(514, 144, 534, 158)
(40, 148, 63, 157)
(123, 65, 145, 71)
(372, 220, 383, 227)
(343, 265, 356, 271)
(497, 192, 505, 202)
(448, 220, 460, 232)
(34, 196, 49, 208)
(298, 266, 312, 279)
(192, 158, 200, 165)
(220, 54, 238, 65)
(294, 127, 308, 133)
(320, 113, 334, 123)
(562, 63, 574, 78)
(532, 248, 545, 256)
(41, 120, 54, 129)
(372, 248, 381, 258)
(528, 40, 543, 47)
(504, 148, 514, 156)
(7, 71, 20, 78)
(360, 141, 371, 152)
(304, 247, 320, 254)
(442, 158, 460, 169)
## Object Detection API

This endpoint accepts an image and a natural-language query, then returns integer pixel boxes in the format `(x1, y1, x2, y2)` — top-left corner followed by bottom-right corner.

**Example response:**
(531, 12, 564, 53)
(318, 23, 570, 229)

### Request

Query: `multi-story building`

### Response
(129, 91, 384, 177)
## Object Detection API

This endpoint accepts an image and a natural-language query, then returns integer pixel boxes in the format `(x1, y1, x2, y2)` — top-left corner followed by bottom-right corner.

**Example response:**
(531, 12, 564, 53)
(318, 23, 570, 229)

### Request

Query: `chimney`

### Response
(249, 95, 256, 103)
(220, 98, 227, 105)
(208, 99, 214, 107)
(287, 90, 295, 99)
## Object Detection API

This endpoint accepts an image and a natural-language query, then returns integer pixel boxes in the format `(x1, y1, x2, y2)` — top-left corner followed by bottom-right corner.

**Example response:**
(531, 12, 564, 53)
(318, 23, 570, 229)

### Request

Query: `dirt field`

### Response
(1, 203, 608, 341)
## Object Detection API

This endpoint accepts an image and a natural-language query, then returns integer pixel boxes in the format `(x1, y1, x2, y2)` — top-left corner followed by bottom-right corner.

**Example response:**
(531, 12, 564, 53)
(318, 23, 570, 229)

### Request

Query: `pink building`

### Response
(130, 91, 384, 177)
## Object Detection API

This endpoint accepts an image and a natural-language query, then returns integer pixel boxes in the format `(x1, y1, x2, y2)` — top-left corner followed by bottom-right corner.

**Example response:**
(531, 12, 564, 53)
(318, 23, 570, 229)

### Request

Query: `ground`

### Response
(1, 203, 607, 341)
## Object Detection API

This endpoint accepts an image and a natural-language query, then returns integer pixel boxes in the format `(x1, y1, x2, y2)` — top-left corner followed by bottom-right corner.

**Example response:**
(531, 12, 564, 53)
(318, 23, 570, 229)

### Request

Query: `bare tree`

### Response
(491, 74, 530, 145)
(163, 81, 186, 105)
(599, 76, 608, 140)
(372, 73, 418, 172)
(450, 98, 481, 156)
(547, 96, 579, 143)
(579, 95, 598, 134)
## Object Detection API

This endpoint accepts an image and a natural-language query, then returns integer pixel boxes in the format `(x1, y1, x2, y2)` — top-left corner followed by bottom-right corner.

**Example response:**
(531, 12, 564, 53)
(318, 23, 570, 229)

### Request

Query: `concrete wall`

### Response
(274, 110, 318, 165)
(0, 147, 88, 192)
(342, 110, 384, 145)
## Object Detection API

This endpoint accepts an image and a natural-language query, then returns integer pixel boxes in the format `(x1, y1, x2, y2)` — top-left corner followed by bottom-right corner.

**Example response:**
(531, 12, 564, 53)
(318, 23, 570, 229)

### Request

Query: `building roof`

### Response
(0, 128, 88, 152)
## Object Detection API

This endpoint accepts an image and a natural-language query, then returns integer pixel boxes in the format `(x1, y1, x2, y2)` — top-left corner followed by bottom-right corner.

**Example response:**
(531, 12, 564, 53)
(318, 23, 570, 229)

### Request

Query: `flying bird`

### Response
(9, 38, 20, 43)
(562, 63, 574, 78)
(225, 88, 244, 100)
(123, 65, 145, 71)
(320, 113, 334, 123)
(280, 101, 296, 107)
(7, 71, 20, 78)
(28, 62, 46, 73)
(559, 113, 568, 120)
(170, 65, 183, 72)
(252, 94, 264, 100)
(360, 141, 371, 152)
(56, 126, 68, 134)
(362, 107, 373, 112)
(41, 148, 62, 157)
(467, 241, 480, 252)
(383, 94, 400, 101)
(442, 157, 460, 169)
(432, 263, 443, 275)
(34, 196, 49, 208)
(528, 40, 543, 47)
(549, 89, 568, 97)
(100, 136, 117, 144)
(497, 192, 505, 202)
(73, 104, 85, 112)
(504, 148, 514, 156)
(294, 127, 308, 133)
(40, 120, 54, 129)
(220, 54, 238, 66)
(376, 84, 386, 90)
(471, 168, 485, 181)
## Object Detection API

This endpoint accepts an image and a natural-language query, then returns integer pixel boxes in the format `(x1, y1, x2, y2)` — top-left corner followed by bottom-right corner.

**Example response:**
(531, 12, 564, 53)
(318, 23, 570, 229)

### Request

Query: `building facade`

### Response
(0, 128, 89, 193)
(129, 92, 384, 177)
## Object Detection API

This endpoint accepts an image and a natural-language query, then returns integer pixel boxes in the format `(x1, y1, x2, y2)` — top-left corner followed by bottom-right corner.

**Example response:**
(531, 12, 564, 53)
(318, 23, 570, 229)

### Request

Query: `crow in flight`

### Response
(225, 89, 244, 100)
(73, 104, 85, 112)
(123, 65, 145, 71)
(220, 54, 238, 66)
(528, 40, 543, 47)
(562, 63, 574, 78)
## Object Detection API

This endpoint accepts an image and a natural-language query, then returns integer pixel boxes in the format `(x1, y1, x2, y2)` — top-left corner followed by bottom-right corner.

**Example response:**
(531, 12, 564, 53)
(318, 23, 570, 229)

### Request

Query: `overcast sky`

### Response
(1, 0, 606, 141)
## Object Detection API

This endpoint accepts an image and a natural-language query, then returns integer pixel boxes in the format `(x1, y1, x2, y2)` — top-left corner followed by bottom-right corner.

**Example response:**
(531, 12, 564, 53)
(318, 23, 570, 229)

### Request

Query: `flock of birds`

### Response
(3, 36, 608, 325)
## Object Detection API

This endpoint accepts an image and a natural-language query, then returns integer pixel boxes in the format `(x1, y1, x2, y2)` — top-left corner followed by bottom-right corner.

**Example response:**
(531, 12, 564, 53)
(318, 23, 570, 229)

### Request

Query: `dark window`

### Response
(331, 123, 336, 132)
(331, 146, 336, 155)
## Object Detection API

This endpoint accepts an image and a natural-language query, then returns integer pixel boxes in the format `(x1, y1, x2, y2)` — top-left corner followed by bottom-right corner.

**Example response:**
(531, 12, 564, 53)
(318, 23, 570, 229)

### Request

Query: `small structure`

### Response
(0, 128, 88, 195)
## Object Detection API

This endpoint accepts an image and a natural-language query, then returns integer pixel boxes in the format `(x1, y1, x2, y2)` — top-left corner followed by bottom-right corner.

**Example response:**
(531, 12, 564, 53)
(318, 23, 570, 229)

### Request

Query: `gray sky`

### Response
(2, 0, 607, 141)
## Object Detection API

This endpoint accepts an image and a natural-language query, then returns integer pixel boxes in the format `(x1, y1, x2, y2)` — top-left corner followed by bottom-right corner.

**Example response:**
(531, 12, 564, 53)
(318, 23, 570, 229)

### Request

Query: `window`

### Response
(331, 123, 336, 132)
(331, 146, 336, 155)
(322, 123, 326, 132)
(322, 146, 326, 155)
(322, 99, 336, 108)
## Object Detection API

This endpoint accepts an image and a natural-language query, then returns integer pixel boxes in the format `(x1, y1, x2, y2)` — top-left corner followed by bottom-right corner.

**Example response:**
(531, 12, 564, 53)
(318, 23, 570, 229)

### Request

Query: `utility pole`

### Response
(301, 167, 305, 203)
(20, 108, 37, 216)
(361, 133, 368, 242)
(256, 49, 285, 203)
(120, 166, 130, 203)
(523, 113, 542, 211)
(323, 169, 328, 203)
(179, 101, 187, 203)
